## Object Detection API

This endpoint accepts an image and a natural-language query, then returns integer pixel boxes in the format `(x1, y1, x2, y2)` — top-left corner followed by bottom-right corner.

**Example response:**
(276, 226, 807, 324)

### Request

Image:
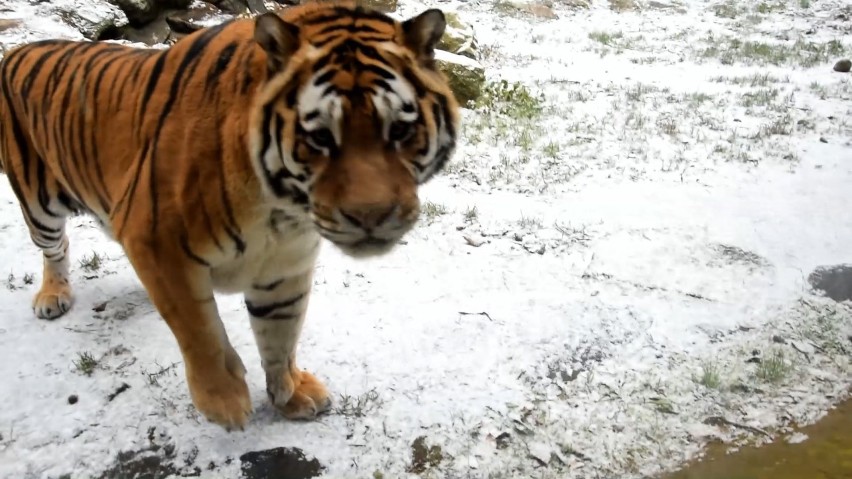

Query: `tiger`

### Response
(0, 0, 459, 431)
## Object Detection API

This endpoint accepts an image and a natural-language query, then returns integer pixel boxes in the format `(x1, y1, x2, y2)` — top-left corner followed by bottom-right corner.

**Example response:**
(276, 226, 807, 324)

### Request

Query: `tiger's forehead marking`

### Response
(296, 35, 419, 141)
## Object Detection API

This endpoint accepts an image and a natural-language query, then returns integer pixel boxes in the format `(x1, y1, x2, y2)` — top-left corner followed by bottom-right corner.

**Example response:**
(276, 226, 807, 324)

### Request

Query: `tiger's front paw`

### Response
(267, 369, 331, 420)
(187, 350, 252, 431)
(32, 281, 73, 320)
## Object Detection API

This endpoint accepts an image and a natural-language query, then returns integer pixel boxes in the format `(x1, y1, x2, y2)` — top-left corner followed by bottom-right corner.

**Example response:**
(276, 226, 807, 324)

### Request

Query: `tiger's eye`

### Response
(388, 121, 414, 142)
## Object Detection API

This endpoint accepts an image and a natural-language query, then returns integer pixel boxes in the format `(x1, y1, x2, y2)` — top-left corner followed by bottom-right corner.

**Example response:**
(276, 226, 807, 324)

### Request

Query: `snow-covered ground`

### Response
(1, 0, 851, 478)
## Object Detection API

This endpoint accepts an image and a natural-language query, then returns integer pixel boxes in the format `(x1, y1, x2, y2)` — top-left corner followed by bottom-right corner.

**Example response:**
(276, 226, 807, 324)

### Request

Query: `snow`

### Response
(1, 0, 851, 478)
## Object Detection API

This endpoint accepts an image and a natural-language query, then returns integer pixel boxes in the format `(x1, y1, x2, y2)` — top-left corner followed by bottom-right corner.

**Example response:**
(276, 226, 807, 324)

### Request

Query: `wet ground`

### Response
(663, 265, 852, 479)
(663, 398, 852, 479)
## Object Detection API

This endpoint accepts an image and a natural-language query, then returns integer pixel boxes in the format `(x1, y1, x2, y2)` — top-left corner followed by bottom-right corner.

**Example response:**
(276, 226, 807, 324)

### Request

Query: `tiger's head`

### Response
(248, 3, 460, 258)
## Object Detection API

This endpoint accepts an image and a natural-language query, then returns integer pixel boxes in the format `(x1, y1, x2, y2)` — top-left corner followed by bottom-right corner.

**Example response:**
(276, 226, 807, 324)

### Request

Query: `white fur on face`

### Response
(298, 70, 344, 151)
(371, 72, 419, 141)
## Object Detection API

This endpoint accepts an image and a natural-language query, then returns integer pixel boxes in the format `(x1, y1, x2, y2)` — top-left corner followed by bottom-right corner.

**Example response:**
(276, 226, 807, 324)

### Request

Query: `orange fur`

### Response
(0, 1, 459, 430)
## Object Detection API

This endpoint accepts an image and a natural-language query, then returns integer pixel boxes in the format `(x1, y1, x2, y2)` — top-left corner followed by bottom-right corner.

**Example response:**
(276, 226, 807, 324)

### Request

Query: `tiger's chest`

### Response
(209, 208, 321, 294)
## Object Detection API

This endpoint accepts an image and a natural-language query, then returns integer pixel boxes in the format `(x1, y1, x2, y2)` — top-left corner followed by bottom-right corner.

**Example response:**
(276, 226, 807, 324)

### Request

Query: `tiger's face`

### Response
(250, 6, 459, 258)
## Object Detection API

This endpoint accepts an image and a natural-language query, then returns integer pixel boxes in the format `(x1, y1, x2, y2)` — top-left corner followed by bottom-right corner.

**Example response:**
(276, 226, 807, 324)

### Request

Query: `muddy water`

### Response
(663, 399, 852, 479)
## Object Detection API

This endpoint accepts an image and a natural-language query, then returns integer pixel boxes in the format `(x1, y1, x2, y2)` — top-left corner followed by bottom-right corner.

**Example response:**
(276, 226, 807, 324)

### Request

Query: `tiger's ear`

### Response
(401, 9, 446, 65)
(254, 12, 300, 72)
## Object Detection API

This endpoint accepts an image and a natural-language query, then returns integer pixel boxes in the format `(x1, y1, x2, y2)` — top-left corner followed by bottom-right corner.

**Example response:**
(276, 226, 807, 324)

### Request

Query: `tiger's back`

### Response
(0, 21, 267, 238)
(0, 0, 460, 431)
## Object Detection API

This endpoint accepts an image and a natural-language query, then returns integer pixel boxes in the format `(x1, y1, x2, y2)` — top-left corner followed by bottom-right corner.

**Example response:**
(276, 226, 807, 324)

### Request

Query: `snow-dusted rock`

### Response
(358, 0, 398, 13)
(53, 0, 129, 40)
(438, 11, 479, 60)
(436, 49, 486, 106)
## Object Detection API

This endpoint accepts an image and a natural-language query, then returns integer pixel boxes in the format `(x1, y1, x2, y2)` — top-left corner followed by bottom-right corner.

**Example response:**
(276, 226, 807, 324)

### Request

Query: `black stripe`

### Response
(76, 46, 116, 212)
(36, 161, 59, 217)
(201, 199, 225, 252)
(0, 59, 63, 235)
(402, 68, 427, 98)
(205, 41, 238, 95)
(373, 79, 391, 92)
(315, 22, 383, 37)
(20, 47, 62, 103)
(252, 278, 285, 291)
(245, 293, 304, 320)
(304, 110, 320, 121)
(239, 49, 254, 94)
(311, 53, 333, 73)
(180, 235, 210, 267)
(113, 143, 149, 237)
(147, 24, 225, 234)
(136, 51, 168, 133)
(89, 49, 119, 213)
(362, 63, 395, 80)
(313, 69, 335, 86)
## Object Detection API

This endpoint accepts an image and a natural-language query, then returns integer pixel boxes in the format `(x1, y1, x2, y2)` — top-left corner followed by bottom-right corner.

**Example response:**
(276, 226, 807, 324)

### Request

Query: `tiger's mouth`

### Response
(332, 235, 399, 258)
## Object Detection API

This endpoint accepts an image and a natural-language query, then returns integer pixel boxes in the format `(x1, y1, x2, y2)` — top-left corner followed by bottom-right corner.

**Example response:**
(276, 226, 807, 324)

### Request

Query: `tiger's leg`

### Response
(22, 207, 74, 320)
(121, 237, 252, 430)
(246, 269, 330, 419)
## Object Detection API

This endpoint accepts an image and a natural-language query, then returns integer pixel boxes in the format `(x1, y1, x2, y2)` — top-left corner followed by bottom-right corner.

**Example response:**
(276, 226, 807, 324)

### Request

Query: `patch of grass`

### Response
(799, 0, 810, 8)
(685, 92, 713, 106)
(407, 436, 443, 474)
(463, 205, 479, 222)
(73, 352, 98, 376)
(79, 252, 103, 272)
(625, 83, 658, 102)
(589, 30, 624, 46)
(756, 349, 792, 383)
(755, 1, 786, 14)
(474, 80, 545, 120)
(543, 141, 560, 159)
(421, 201, 449, 220)
(712, 73, 786, 87)
(517, 215, 542, 229)
(335, 388, 383, 418)
(740, 88, 779, 107)
(144, 361, 178, 386)
(702, 37, 847, 68)
(756, 114, 793, 137)
(713, 0, 742, 18)
(656, 116, 679, 136)
(694, 361, 723, 389)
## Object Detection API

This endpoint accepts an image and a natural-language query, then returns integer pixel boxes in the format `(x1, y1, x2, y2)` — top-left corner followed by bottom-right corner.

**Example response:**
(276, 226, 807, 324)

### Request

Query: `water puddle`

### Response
(662, 398, 852, 479)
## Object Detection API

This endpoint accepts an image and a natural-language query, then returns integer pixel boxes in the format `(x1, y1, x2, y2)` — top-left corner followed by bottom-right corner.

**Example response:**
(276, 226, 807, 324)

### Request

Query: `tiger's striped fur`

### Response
(0, 1, 459, 430)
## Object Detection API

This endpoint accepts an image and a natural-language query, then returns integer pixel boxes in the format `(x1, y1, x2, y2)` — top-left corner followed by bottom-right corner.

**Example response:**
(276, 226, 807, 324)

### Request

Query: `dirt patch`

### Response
(239, 447, 324, 479)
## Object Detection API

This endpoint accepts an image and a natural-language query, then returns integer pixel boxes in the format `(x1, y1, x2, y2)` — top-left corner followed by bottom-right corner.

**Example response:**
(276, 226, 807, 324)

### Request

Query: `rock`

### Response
(438, 11, 479, 60)
(165, 2, 226, 35)
(808, 264, 852, 302)
(562, 0, 590, 7)
(436, 50, 486, 106)
(204, 0, 246, 14)
(109, 0, 192, 27)
(833, 59, 851, 73)
(246, 0, 269, 13)
(56, 1, 129, 40)
(609, 0, 639, 11)
(0, 18, 22, 32)
(497, 0, 559, 19)
(120, 17, 172, 45)
(357, 0, 398, 13)
(648, 1, 687, 13)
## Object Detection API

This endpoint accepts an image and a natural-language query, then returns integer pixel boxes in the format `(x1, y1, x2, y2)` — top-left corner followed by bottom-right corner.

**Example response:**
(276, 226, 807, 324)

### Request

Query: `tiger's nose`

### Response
(339, 204, 398, 231)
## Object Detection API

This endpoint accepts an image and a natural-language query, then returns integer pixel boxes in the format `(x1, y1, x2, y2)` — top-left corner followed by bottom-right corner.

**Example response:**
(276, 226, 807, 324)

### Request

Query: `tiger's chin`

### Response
(329, 236, 401, 259)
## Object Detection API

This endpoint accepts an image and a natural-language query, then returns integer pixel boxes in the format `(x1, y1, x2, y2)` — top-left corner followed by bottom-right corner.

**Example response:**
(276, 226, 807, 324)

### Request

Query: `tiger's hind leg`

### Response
(20, 200, 74, 320)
